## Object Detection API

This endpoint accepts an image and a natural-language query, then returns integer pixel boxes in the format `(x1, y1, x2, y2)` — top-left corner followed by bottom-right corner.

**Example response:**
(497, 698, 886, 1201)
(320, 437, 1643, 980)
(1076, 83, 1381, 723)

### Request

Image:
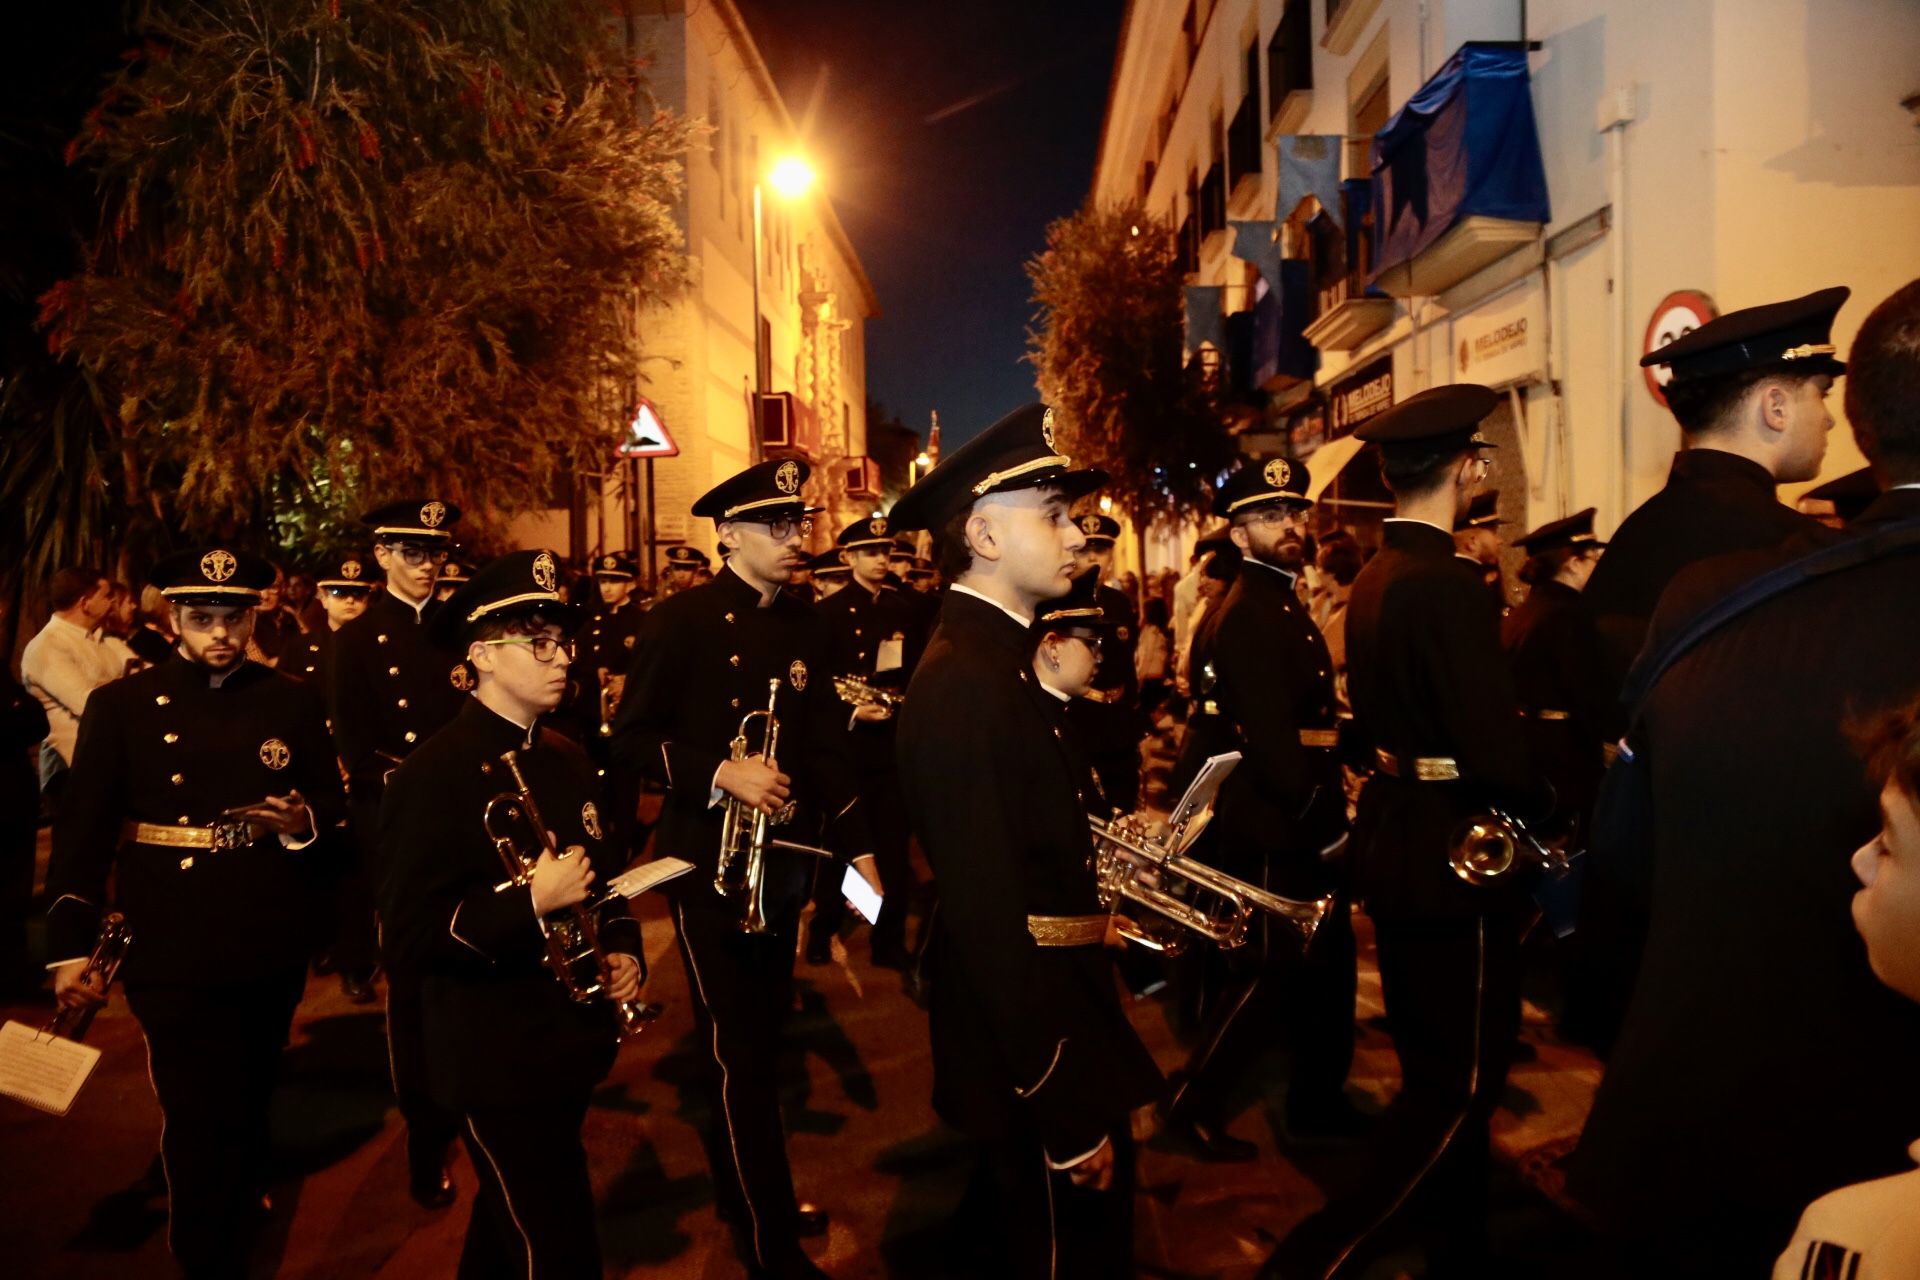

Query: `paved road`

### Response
(2, 887, 1601, 1278)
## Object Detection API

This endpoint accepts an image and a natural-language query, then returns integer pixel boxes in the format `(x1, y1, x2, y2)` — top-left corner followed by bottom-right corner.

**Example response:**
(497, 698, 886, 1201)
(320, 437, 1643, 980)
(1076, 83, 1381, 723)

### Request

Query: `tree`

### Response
(1026, 201, 1234, 529)
(38, 0, 691, 555)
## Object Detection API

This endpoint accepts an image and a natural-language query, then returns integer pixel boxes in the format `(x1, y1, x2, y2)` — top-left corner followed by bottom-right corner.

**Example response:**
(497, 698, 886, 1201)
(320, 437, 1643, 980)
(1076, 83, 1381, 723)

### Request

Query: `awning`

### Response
(1306, 433, 1367, 502)
(1368, 43, 1549, 288)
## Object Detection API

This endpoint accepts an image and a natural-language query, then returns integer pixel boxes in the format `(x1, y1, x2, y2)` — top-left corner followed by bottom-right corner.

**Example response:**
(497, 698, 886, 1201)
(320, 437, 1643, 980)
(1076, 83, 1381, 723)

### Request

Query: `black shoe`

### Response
(340, 972, 377, 1005)
(1285, 1093, 1376, 1142)
(1167, 1114, 1258, 1162)
(409, 1154, 456, 1210)
(794, 1201, 829, 1237)
(803, 931, 833, 965)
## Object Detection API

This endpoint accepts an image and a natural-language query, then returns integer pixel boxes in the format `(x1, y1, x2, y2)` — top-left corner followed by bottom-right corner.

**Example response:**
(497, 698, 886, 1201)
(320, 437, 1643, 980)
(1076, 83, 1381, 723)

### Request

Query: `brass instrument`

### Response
(832, 675, 903, 713)
(1089, 812, 1332, 955)
(598, 673, 626, 738)
(47, 913, 131, 1042)
(716, 679, 791, 934)
(1447, 808, 1574, 886)
(483, 751, 655, 1039)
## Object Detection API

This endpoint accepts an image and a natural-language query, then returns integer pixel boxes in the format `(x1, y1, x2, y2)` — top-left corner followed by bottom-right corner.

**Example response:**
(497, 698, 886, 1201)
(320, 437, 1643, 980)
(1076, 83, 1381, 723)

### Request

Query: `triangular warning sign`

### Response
(616, 400, 678, 458)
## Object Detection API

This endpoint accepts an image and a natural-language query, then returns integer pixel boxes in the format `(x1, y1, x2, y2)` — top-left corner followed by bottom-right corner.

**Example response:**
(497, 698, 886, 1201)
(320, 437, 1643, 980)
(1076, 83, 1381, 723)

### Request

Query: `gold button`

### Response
(156, 695, 170, 706)
(163, 733, 179, 744)
(170, 773, 184, 785)
(404, 731, 417, 743)
(388, 666, 400, 676)
(179, 856, 194, 871)
(177, 815, 190, 825)
(854, 628, 863, 636)
(725, 612, 736, 623)
(377, 634, 388, 644)
(1052, 727, 1062, 739)
(481, 763, 492, 774)
(729, 655, 740, 666)
(731, 698, 740, 708)
(397, 698, 409, 709)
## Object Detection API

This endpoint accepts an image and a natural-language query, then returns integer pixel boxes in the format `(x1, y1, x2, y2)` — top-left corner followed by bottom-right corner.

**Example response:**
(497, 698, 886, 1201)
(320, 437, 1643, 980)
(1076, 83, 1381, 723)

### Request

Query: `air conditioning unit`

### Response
(843, 456, 881, 499)
(757, 391, 799, 449)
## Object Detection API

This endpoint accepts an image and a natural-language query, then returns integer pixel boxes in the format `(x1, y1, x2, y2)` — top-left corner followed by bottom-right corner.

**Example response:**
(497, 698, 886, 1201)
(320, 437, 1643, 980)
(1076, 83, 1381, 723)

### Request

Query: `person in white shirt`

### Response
(1773, 698, 1920, 1279)
(19, 565, 119, 779)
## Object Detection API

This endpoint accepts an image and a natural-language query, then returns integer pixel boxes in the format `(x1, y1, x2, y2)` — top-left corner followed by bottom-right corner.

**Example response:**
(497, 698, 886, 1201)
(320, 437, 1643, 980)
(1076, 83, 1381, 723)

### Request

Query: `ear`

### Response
(1758, 380, 1793, 434)
(716, 521, 740, 552)
(965, 509, 1001, 564)
(1228, 522, 1252, 554)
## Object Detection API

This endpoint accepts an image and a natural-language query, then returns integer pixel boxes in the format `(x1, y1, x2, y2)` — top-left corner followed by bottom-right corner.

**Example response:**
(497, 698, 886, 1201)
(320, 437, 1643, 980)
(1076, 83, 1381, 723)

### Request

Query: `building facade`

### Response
(513, 0, 881, 579)
(1093, 0, 1920, 572)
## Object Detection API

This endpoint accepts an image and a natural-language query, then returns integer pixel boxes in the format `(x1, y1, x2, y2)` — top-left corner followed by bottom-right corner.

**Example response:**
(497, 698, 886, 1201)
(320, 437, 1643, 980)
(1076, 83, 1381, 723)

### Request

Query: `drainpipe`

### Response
(1598, 85, 1636, 529)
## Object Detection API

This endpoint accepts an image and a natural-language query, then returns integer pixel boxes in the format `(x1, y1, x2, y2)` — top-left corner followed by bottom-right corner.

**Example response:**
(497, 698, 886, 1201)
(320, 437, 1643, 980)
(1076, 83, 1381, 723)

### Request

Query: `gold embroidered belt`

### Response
(1298, 728, 1340, 749)
(121, 820, 267, 852)
(1523, 708, 1572, 722)
(1373, 750, 1462, 782)
(1027, 914, 1110, 947)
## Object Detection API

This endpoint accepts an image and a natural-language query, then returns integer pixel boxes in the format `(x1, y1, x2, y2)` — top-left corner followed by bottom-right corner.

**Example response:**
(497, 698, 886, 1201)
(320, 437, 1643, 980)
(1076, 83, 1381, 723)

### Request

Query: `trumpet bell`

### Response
(1447, 817, 1518, 886)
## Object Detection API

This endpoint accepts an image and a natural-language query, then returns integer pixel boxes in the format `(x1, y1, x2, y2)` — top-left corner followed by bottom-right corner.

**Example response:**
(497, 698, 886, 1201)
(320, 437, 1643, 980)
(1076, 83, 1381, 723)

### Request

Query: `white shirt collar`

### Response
(386, 584, 430, 620)
(48, 614, 99, 642)
(949, 581, 1034, 628)
(1243, 558, 1299, 585)
(1036, 680, 1072, 703)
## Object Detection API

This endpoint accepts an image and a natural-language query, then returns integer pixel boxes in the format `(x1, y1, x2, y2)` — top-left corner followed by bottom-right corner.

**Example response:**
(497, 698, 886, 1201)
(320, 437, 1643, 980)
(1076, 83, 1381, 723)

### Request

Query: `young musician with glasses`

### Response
(380, 550, 644, 1280)
(609, 459, 875, 1280)
(327, 498, 471, 1210)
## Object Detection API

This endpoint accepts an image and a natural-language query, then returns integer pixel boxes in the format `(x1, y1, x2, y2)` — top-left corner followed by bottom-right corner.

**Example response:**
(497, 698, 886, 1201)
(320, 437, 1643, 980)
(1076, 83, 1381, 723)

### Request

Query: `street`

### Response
(2, 878, 1603, 1278)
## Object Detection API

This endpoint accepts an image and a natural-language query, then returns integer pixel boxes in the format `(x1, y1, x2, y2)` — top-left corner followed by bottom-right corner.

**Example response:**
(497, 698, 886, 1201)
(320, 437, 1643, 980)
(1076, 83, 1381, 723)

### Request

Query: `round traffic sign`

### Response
(1643, 290, 1718, 407)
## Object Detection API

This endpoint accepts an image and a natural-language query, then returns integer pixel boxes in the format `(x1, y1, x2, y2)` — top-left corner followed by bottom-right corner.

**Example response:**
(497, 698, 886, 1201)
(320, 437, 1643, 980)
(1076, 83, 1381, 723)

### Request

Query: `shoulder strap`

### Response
(1622, 516, 1920, 721)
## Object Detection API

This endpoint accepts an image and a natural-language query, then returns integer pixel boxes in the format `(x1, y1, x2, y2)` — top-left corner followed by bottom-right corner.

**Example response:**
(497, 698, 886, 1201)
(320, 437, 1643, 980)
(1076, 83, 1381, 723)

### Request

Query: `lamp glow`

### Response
(767, 155, 817, 200)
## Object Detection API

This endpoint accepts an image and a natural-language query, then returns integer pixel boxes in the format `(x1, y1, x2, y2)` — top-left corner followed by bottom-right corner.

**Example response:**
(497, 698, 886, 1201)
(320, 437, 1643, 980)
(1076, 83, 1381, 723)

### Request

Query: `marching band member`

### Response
(46, 547, 345, 1278)
(609, 459, 876, 1280)
(891, 403, 1162, 1278)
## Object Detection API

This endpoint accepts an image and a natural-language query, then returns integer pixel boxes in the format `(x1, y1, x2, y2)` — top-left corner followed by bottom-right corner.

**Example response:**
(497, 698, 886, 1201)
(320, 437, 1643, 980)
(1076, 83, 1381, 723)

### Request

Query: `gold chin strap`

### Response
(970, 454, 1072, 497)
(1779, 343, 1837, 361)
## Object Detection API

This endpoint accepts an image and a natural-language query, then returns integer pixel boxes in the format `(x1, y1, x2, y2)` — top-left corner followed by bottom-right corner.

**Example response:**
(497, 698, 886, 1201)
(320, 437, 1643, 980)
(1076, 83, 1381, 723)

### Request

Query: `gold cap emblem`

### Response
(869, 518, 887, 537)
(1041, 406, 1057, 451)
(788, 659, 808, 692)
(341, 559, 363, 580)
(775, 460, 801, 495)
(1080, 515, 1101, 534)
(449, 662, 475, 691)
(602, 554, 617, 570)
(532, 551, 558, 592)
(420, 501, 447, 528)
(200, 549, 237, 583)
(258, 738, 290, 770)
(581, 802, 604, 841)
(1263, 458, 1293, 489)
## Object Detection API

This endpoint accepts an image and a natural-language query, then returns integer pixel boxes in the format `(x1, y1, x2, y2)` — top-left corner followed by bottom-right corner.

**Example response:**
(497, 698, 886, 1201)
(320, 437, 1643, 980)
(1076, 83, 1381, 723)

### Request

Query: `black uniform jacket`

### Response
(1, 669, 50, 818)
(1345, 520, 1544, 919)
(1179, 561, 1347, 899)
(380, 697, 639, 1108)
(817, 579, 924, 776)
(897, 590, 1162, 1158)
(1501, 580, 1612, 827)
(582, 597, 646, 678)
(283, 623, 338, 689)
(46, 656, 345, 984)
(328, 588, 467, 798)
(1569, 487, 1920, 1235)
(1066, 581, 1141, 744)
(609, 564, 868, 898)
(1580, 449, 1829, 706)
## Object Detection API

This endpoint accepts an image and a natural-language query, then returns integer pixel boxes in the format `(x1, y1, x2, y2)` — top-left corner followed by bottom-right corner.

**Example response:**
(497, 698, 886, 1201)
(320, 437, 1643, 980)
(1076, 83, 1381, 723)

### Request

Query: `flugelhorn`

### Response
(1447, 808, 1574, 886)
(47, 913, 131, 1042)
(484, 750, 656, 1039)
(716, 679, 788, 934)
(598, 672, 626, 738)
(833, 674, 903, 712)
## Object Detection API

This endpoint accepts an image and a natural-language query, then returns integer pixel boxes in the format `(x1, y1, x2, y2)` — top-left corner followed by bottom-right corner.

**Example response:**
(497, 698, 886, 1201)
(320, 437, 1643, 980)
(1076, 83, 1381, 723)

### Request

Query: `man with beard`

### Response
(328, 498, 469, 1208)
(610, 459, 877, 1280)
(47, 547, 344, 1278)
(1452, 490, 1509, 614)
(1067, 513, 1145, 811)
(1265, 386, 1548, 1280)
(1163, 459, 1362, 1161)
(891, 403, 1162, 1277)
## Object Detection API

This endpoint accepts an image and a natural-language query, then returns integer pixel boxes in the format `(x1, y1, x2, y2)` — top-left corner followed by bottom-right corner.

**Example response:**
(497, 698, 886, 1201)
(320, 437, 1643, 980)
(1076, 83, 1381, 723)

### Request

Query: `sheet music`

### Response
(605, 857, 695, 900)
(0, 1020, 102, 1117)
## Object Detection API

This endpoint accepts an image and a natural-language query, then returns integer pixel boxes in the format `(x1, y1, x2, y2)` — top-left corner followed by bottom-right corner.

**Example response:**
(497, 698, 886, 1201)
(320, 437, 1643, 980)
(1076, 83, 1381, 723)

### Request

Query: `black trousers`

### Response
(127, 970, 305, 1279)
(0, 794, 36, 986)
(809, 768, 912, 956)
(1170, 889, 1357, 1123)
(324, 824, 379, 977)
(458, 1096, 601, 1280)
(1264, 910, 1523, 1280)
(673, 895, 811, 1273)
(968, 1125, 1136, 1279)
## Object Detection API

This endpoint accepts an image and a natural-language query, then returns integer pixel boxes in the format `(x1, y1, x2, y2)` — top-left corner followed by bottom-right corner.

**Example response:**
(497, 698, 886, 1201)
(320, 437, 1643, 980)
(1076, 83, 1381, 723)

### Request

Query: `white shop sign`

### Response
(1454, 282, 1545, 389)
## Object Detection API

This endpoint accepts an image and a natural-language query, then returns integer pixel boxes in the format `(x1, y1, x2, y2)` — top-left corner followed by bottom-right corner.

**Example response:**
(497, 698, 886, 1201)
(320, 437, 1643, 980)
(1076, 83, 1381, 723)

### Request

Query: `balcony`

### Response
(1267, 0, 1314, 138)
(1199, 161, 1229, 256)
(1226, 95, 1264, 217)
(1302, 179, 1393, 352)
(1303, 275, 1395, 351)
(1322, 0, 1383, 57)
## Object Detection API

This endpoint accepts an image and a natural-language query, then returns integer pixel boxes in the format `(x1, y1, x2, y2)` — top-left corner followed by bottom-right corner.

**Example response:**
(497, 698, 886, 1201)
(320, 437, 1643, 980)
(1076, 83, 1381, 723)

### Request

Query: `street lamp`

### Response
(910, 451, 931, 486)
(750, 153, 817, 463)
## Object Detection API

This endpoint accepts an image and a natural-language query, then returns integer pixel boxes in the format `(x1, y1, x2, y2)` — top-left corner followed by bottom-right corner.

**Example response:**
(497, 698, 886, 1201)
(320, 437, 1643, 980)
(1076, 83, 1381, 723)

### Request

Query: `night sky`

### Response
(735, 0, 1124, 450)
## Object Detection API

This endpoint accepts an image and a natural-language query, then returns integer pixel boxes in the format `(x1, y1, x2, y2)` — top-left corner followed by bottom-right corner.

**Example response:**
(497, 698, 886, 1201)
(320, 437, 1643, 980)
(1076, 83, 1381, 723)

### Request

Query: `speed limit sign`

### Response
(1643, 290, 1719, 406)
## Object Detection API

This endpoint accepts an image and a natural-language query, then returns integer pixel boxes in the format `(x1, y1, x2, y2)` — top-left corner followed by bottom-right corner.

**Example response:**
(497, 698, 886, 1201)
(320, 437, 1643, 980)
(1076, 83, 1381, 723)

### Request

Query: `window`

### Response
(1228, 40, 1261, 186)
(1349, 75, 1390, 181)
(1268, 0, 1313, 119)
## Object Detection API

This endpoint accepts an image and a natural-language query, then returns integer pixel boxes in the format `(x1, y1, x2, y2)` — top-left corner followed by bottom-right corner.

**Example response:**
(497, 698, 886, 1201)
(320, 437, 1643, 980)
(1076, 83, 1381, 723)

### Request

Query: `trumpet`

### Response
(716, 679, 791, 934)
(48, 913, 131, 1042)
(833, 674, 903, 713)
(598, 673, 626, 738)
(1447, 808, 1575, 886)
(1089, 810, 1333, 956)
(484, 750, 655, 1039)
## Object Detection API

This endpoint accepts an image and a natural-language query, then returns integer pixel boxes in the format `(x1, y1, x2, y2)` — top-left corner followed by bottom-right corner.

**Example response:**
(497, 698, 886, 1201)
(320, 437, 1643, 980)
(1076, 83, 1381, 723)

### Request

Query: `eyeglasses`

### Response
(1470, 456, 1493, 480)
(1061, 633, 1104, 657)
(477, 636, 573, 663)
(1244, 504, 1309, 527)
(757, 517, 813, 541)
(389, 544, 451, 567)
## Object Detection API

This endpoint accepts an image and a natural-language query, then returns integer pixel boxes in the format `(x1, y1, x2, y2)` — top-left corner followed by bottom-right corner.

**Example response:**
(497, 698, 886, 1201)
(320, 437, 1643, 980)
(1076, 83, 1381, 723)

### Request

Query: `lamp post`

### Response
(749, 154, 817, 463)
